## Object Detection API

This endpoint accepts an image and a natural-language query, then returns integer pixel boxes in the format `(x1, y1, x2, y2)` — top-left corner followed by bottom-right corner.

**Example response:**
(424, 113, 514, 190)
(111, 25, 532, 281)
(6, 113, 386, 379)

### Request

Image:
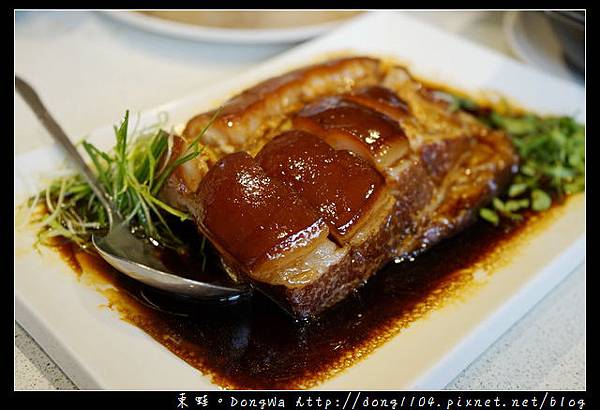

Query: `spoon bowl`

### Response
(15, 75, 252, 302)
(92, 219, 250, 301)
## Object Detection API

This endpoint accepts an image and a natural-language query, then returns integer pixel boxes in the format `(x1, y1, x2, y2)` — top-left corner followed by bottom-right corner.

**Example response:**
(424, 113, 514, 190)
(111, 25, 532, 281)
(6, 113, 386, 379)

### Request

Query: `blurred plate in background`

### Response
(104, 10, 362, 44)
(503, 11, 583, 83)
(544, 11, 585, 75)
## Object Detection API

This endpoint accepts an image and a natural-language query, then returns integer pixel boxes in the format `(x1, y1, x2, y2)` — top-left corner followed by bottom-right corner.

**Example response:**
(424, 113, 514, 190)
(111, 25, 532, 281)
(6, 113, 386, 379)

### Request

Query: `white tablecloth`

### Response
(14, 10, 585, 390)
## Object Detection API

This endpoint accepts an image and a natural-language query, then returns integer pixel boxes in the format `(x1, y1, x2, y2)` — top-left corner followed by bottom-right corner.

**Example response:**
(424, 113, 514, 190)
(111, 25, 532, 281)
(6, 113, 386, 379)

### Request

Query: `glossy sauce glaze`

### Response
(194, 151, 328, 281)
(294, 96, 411, 169)
(256, 130, 387, 243)
(57, 204, 563, 390)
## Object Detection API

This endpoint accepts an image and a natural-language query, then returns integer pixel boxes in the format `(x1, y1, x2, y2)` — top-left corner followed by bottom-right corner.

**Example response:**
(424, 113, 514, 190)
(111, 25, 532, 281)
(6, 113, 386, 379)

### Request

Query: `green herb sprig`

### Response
(447, 94, 585, 225)
(25, 111, 209, 251)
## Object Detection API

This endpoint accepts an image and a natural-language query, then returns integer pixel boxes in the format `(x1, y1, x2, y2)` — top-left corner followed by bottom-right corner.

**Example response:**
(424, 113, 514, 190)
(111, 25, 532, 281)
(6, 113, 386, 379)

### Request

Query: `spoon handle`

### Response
(15, 76, 116, 223)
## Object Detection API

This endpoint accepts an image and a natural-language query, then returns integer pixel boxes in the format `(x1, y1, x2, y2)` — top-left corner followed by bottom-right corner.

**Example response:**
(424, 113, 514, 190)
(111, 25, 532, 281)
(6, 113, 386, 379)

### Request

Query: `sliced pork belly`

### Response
(344, 85, 411, 120)
(193, 151, 333, 286)
(293, 96, 411, 170)
(291, 95, 437, 249)
(158, 58, 519, 318)
(256, 130, 391, 245)
(183, 57, 383, 156)
(379, 67, 478, 181)
(410, 138, 517, 254)
(342, 85, 472, 183)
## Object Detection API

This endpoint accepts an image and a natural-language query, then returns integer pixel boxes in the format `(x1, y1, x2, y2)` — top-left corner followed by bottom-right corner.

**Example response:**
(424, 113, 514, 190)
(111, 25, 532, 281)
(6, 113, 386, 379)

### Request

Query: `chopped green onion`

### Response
(531, 190, 552, 211)
(508, 183, 528, 198)
(479, 208, 499, 226)
(445, 93, 584, 225)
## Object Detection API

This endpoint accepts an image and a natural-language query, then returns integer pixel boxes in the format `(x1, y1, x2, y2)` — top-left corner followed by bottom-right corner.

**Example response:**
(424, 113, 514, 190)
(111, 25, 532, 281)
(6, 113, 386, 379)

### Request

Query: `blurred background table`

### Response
(14, 10, 585, 390)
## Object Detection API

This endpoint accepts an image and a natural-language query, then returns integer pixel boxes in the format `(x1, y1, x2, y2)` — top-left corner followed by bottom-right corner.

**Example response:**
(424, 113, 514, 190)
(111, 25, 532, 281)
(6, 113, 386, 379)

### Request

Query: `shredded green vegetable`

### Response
(448, 94, 585, 224)
(25, 111, 211, 251)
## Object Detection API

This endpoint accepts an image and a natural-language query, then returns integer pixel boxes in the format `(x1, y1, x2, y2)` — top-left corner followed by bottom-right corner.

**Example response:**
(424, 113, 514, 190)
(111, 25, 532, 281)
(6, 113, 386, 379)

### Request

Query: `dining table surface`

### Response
(14, 10, 585, 390)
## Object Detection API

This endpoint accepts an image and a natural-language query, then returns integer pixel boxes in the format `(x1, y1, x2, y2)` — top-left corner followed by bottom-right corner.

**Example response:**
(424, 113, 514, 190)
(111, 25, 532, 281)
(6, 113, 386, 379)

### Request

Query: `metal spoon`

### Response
(15, 76, 251, 302)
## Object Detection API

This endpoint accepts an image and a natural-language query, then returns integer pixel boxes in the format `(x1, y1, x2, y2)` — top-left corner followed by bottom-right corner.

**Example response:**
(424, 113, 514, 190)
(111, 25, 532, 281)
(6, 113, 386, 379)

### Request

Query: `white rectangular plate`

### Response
(14, 11, 585, 389)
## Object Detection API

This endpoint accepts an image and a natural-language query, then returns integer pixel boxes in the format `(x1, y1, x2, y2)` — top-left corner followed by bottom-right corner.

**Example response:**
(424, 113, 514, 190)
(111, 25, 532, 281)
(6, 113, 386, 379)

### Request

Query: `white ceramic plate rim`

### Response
(102, 10, 357, 44)
(15, 11, 585, 390)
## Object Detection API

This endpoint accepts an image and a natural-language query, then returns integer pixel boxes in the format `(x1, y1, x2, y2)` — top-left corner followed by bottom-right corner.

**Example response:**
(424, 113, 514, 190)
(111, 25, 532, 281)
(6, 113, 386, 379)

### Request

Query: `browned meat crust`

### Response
(160, 57, 518, 318)
(183, 57, 383, 157)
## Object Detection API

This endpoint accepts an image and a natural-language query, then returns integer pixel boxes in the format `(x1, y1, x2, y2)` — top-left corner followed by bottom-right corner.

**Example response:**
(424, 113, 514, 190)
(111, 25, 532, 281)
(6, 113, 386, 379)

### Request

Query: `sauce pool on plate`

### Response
(54, 201, 568, 389)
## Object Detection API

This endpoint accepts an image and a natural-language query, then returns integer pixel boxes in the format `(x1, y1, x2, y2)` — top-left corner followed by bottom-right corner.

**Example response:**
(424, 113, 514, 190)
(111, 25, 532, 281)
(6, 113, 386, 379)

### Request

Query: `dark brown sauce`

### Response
(153, 220, 234, 286)
(53, 202, 567, 390)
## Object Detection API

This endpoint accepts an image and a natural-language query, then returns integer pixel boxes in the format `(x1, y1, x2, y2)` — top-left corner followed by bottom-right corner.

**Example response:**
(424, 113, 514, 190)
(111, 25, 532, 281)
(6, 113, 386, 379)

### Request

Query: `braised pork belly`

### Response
(160, 56, 518, 318)
(256, 130, 391, 245)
